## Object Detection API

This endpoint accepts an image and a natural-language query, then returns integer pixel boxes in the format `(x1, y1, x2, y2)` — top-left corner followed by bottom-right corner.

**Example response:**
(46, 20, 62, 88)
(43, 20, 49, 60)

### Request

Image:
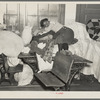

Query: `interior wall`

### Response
(0, 3, 6, 24)
(65, 3, 76, 25)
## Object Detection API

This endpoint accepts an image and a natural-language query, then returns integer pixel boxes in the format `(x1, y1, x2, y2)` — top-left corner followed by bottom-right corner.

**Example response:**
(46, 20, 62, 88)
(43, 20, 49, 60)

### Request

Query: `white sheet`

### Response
(65, 21, 100, 82)
(0, 30, 33, 86)
(0, 31, 24, 57)
(21, 26, 32, 46)
(37, 44, 58, 72)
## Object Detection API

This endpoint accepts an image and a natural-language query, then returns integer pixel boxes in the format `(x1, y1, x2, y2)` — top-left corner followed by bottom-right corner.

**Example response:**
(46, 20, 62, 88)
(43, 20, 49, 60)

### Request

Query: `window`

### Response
(3, 3, 65, 34)
(3, 3, 19, 31)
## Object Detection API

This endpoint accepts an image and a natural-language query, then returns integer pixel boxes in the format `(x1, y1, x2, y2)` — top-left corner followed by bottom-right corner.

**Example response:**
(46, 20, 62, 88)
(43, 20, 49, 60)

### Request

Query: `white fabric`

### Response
(14, 64, 33, 86)
(0, 30, 24, 67)
(0, 31, 24, 57)
(44, 22, 63, 33)
(7, 57, 21, 67)
(37, 44, 58, 72)
(37, 43, 46, 49)
(51, 22, 63, 32)
(21, 26, 32, 46)
(65, 21, 100, 82)
(7, 46, 30, 67)
(7, 56, 33, 86)
(22, 47, 30, 54)
(0, 30, 33, 86)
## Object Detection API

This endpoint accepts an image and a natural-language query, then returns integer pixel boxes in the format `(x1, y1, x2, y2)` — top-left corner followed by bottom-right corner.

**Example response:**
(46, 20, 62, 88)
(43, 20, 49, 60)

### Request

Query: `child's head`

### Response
(60, 43, 69, 51)
(40, 18, 50, 28)
(59, 43, 72, 55)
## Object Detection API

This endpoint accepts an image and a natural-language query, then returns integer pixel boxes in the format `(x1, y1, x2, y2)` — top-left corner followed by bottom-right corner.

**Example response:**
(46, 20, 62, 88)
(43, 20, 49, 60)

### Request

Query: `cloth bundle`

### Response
(0, 30, 33, 86)
(86, 19, 100, 41)
(21, 26, 32, 46)
(0, 30, 24, 57)
(64, 21, 100, 82)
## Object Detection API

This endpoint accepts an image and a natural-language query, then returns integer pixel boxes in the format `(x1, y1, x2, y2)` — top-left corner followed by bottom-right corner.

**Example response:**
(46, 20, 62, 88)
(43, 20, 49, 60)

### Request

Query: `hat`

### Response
(54, 27, 78, 45)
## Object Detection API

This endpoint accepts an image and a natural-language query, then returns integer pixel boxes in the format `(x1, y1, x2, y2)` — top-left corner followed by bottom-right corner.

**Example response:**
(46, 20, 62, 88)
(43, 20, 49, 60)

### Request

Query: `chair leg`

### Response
(0, 72, 11, 85)
(9, 72, 18, 86)
(54, 87, 61, 91)
(60, 86, 66, 91)
(65, 83, 70, 91)
(65, 70, 80, 91)
(54, 87, 67, 91)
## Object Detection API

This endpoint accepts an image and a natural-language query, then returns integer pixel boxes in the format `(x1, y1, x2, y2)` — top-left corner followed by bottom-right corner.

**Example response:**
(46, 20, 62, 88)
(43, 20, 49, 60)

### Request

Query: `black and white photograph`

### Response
(0, 1, 100, 97)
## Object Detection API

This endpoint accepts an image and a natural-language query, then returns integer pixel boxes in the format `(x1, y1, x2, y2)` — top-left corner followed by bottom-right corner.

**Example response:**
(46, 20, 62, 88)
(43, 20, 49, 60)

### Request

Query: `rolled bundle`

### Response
(86, 19, 100, 41)
(0, 30, 24, 57)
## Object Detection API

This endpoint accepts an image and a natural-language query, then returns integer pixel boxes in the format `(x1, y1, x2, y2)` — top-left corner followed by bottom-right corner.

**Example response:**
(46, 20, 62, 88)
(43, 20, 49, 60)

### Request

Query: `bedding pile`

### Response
(65, 21, 100, 82)
(0, 31, 24, 57)
(0, 30, 33, 86)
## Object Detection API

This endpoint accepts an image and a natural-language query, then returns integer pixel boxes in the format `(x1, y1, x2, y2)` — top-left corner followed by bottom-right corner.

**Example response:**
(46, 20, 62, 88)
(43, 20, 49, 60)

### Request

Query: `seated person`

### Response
(30, 18, 78, 72)
(32, 18, 78, 45)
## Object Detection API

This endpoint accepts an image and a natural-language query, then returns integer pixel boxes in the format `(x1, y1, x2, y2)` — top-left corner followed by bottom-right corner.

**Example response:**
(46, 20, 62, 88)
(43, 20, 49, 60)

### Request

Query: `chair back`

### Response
(51, 52, 74, 83)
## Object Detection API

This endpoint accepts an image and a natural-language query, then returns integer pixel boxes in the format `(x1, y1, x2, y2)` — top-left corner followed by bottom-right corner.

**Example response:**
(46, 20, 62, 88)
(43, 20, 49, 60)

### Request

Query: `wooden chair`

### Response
(0, 53, 23, 86)
(34, 52, 92, 91)
(34, 52, 74, 91)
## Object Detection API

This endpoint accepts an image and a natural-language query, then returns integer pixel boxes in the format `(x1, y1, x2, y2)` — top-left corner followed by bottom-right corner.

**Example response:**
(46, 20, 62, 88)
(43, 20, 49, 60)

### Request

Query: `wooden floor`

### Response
(0, 76, 100, 91)
(70, 79, 100, 91)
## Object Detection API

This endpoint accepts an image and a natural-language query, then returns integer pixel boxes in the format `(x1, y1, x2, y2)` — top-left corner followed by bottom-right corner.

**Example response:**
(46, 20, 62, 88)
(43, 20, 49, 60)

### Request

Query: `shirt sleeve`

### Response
(44, 22, 55, 32)
(51, 22, 63, 32)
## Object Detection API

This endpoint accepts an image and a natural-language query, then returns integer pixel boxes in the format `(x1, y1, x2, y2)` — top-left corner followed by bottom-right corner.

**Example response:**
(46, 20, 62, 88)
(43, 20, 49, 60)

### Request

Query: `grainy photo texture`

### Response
(0, 2, 100, 92)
